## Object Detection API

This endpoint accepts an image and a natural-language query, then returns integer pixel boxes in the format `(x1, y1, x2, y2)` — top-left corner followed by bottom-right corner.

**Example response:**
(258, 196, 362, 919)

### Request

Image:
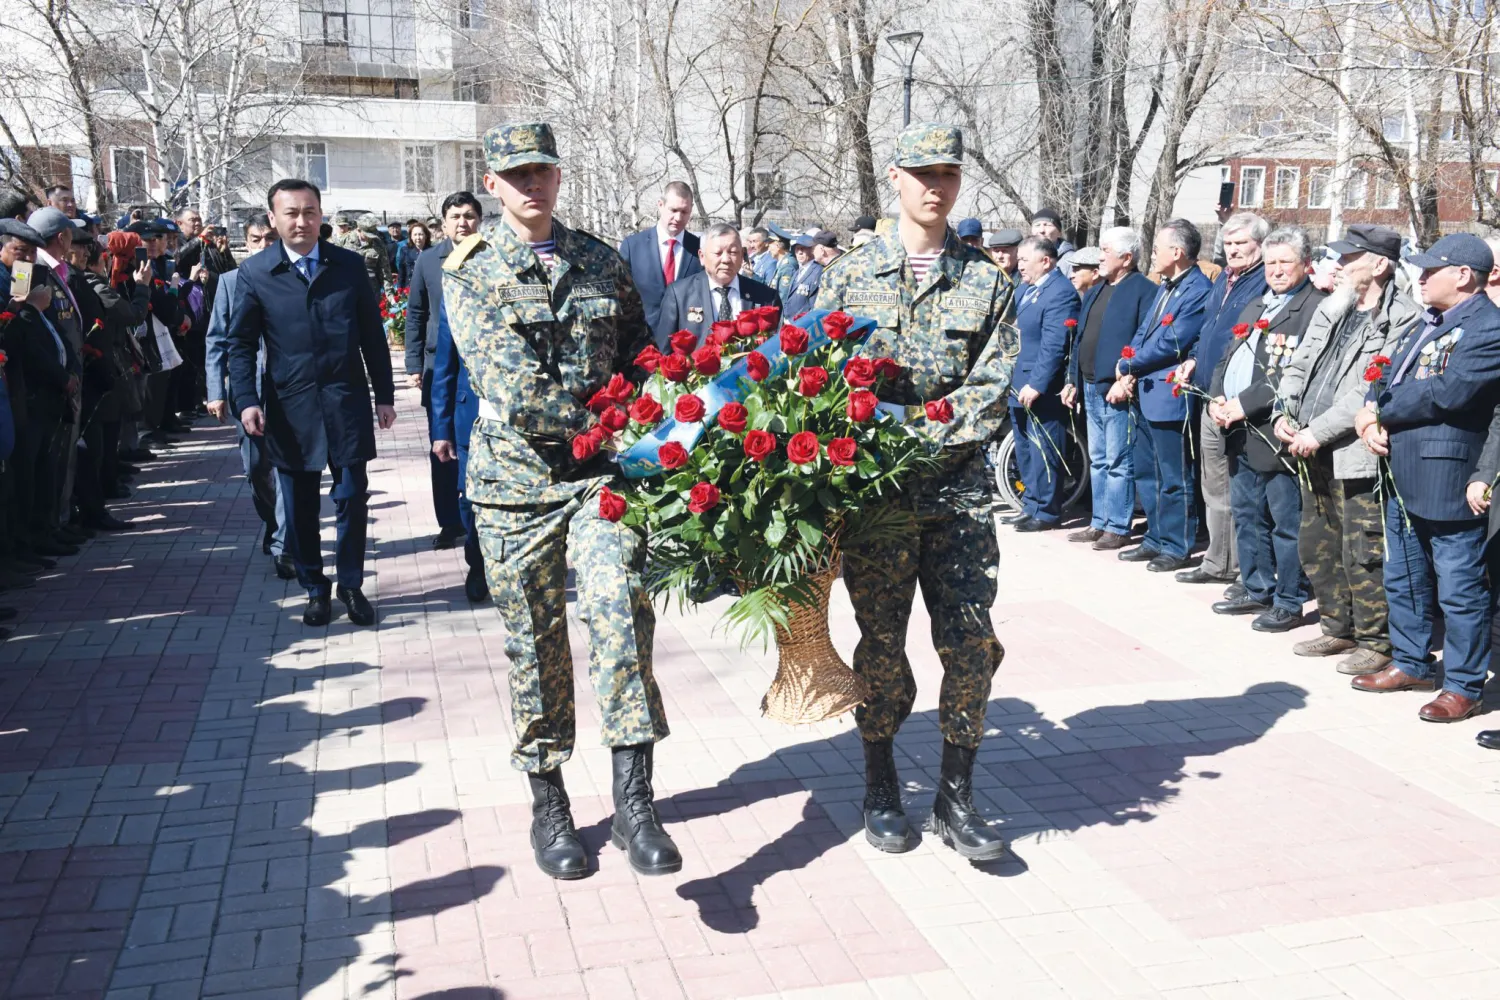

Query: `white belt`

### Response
(477, 397, 502, 421)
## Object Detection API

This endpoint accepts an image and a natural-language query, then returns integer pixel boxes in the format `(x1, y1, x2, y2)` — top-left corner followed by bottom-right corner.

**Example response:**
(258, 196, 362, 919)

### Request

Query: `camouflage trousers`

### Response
(843, 489, 1004, 749)
(474, 483, 668, 773)
(1299, 455, 1390, 654)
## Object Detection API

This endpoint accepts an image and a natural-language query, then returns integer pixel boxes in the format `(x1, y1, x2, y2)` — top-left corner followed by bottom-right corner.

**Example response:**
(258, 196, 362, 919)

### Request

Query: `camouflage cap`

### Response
(334, 212, 355, 227)
(484, 121, 560, 174)
(892, 122, 964, 168)
(357, 213, 380, 233)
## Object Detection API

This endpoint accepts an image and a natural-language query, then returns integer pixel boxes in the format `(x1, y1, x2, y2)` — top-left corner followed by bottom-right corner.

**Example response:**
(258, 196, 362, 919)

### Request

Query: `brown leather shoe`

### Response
(1419, 691, 1482, 723)
(1069, 527, 1103, 543)
(1336, 648, 1393, 676)
(1092, 532, 1131, 551)
(1351, 665, 1435, 693)
(1293, 635, 1357, 657)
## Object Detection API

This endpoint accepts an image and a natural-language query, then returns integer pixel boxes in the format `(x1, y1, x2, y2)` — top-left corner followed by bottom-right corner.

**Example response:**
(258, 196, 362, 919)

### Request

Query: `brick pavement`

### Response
(3, 376, 1500, 999)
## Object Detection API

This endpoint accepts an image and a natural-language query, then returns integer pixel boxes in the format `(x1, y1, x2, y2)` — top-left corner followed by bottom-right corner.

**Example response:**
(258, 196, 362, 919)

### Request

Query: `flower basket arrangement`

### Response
(577, 308, 936, 724)
(380, 286, 409, 347)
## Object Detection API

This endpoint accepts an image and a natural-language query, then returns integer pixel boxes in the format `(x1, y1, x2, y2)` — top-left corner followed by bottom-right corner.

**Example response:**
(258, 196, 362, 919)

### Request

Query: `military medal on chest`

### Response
(687, 306, 703, 324)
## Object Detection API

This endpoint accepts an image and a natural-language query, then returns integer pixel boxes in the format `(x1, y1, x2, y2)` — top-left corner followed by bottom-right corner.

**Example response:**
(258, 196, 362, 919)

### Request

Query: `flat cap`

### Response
(985, 228, 1024, 248)
(1328, 223, 1402, 262)
(1405, 233, 1493, 273)
(484, 121, 560, 174)
(892, 122, 963, 168)
(1070, 246, 1102, 268)
(27, 206, 76, 242)
(955, 217, 982, 239)
(0, 219, 45, 247)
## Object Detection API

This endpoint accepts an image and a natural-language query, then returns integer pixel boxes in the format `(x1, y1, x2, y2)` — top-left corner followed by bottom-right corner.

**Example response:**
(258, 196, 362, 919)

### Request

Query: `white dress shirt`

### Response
(657, 224, 686, 278)
(705, 275, 744, 319)
(284, 241, 321, 279)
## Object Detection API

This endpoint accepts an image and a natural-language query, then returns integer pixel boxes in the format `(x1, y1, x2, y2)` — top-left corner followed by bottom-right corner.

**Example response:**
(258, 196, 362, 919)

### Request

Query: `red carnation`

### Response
(735, 313, 758, 337)
(599, 406, 628, 433)
(1254, 318, 1270, 331)
(743, 429, 776, 462)
(786, 430, 820, 465)
(0, 311, 15, 323)
(1120, 346, 1136, 360)
(635, 345, 663, 373)
(827, 437, 858, 467)
(1064, 318, 1078, 329)
(847, 389, 878, 423)
(599, 486, 627, 522)
(1363, 364, 1384, 383)
(823, 311, 854, 340)
(669, 330, 697, 355)
(1173, 384, 1183, 397)
(1161, 313, 1175, 326)
(779, 324, 809, 355)
(746, 351, 771, 382)
(1165, 371, 1177, 384)
(925, 398, 955, 424)
(873, 357, 901, 380)
(660, 353, 692, 382)
(674, 393, 706, 423)
(716, 402, 748, 433)
(797, 366, 829, 397)
(629, 394, 664, 426)
(658, 441, 690, 470)
(691, 344, 721, 376)
(688, 481, 721, 514)
(843, 357, 877, 388)
(1232, 322, 1251, 340)
(1372, 354, 1391, 366)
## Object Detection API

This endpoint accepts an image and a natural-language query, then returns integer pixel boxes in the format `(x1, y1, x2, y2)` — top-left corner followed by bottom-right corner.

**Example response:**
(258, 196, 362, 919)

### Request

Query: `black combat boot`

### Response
(610, 744, 682, 875)
(927, 741, 1007, 861)
(528, 769, 588, 880)
(862, 738, 912, 853)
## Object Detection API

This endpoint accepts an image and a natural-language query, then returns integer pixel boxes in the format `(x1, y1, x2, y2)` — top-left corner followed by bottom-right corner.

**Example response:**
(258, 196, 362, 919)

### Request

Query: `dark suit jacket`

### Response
(429, 304, 478, 453)
(1122, 266, 1214, 423)
(227, 241, 395, 472)
(1378, 291, 1500, 522)
(619, 228, 702, 340)
(404, 238, 451, 383)
(654, 272, 781, 350)
(0, 261, 71, 427)
(1068, 271, 1156, 386)
(1014, 270, 1080, 395)
(1211, 281, 1325, 473)
(1192, 261, 1269, 388)
(1471, 405, 1500, 542)
(783, 259, 824, 319)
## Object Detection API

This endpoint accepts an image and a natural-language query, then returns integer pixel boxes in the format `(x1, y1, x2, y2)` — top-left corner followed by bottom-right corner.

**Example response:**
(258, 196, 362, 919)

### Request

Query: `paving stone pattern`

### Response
(3, 373, 1500, 999)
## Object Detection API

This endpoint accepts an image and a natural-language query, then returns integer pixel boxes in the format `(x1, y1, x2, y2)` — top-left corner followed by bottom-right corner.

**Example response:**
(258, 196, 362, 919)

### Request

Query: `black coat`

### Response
(227, 241, 395, 472)
(654, 272, 782, 350)
(403, 238, 450, 380)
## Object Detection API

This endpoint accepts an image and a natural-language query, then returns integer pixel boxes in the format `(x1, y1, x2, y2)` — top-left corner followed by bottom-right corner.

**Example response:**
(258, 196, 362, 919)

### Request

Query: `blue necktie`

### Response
(296, 256, 314, 283)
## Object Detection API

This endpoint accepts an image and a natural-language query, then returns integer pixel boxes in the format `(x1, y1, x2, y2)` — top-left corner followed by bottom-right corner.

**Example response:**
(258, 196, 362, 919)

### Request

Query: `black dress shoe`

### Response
(1476, 730, 1500, 750)
(1118, 545, 1160, 563)
(1252, 607, 1303, 632)
(431, 526, 465, 550)
(273, 555, 297, 581)
(1147, 554, 1190, 573)
(465, 567, 490, 603)
(118, 463, 140, 476)
(1175, 567, 1236, 585)
(1001, 510, 1031, 526)
(123, 448, 156, 462)
(304, 594, 331, 626)
(337, 586, 376, 626)
(1213, 596, 1270, 616)
(1222, 582, 1248, 601)
(1015, 517, 1059, 533)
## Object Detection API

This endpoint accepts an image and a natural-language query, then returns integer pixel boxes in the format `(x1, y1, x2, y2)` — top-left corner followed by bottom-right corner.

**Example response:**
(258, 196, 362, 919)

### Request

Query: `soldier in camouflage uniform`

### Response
(353, 214, 393, 292)
(816, 122, 1018, 862)
(442, 122, 678, 881)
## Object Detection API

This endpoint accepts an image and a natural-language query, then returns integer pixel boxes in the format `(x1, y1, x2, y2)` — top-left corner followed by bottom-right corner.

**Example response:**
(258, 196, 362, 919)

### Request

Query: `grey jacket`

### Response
(1278, 274, 1422, 480)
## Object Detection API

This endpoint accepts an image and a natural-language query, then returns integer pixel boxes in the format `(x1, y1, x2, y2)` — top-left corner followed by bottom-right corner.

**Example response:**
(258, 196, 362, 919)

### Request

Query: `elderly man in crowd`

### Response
(1276, 224, 1416, 675)
(1068, 247, 1102, 295)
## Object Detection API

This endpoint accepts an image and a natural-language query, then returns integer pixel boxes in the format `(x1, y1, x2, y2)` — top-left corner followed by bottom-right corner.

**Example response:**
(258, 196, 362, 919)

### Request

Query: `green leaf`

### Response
(795, 518, 823, 547)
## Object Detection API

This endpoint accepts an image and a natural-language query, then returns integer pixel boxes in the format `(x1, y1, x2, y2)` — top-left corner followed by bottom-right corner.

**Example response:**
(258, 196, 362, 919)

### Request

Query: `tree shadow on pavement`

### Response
(667, 681, 1308, 934)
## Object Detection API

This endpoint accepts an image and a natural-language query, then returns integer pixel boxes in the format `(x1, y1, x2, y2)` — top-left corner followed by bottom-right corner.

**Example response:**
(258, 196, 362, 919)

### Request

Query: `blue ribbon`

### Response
(618, 309, 876, 478)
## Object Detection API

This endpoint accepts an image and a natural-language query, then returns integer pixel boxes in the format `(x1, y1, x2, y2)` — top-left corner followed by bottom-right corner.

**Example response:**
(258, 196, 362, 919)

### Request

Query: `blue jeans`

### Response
(1131, 405, 1196, 559)
(1009, 396, 1067, 523)
(238, 423, 286, 556)
(278, 462, 369, 595)
(1384, 501, 1491, 697)
(1083, 382, 1134, 534)
(1229, 460, 1308, 612)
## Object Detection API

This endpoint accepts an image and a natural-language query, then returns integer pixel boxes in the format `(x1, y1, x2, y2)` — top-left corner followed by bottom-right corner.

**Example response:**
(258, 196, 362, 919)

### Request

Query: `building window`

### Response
(453, 74, 491, 103)
(1343, 169, 1368, 209)
(1375, 174, 1401, 210)
(457, 0, 485, 29)
(747, 170, 785, 211)
(1273, 166, 1299, 209)
(1382, 116, 1406, 142)
(293, 142, 328, 190)
(1238, 165, 1266, 209)
(462, 147, 486, 193)
(111, 147, 149, 203)
(300, 0, 416, 64)
(403, 144, 435, 193)
(1307, 167, 1332, 209)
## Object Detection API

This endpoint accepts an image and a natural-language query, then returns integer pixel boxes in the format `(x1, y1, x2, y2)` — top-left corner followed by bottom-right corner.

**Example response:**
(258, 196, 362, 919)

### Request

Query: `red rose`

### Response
(1120, 346, 1136, 359)
(1372, 354, 1391, 366)
(1232, 322, 1251, 340)
(674, 393, 706, 422)
(847, 390, 877, 422)
(779, 324, 809, 355)
(599, 486, 627, 522)
(586, 389, 616, 414)
(746, 351, 771, 381)
(688, 481, 721, 514)
(797, 366, 829, 396)
(1161, 313, 1175, 326)
(635, 345, 663, 373)
(599, 406, 628, 432)
(709, 321, 736, 346)
(755, 306, 778, 333)
(743, 429, 776, 462)
(843, 357, 877, 388)
(735, 313, 758, 337)
(827, 437, 857, 466)
(658, 441, 690, 469)
(603, 373, 634, 402)
(691, 344, 721, 375)
(874, 357, 901, 381)
(925, 398, 954, 423)
(823, 311, 854, 340)
(660, 354, 692, 382)
(669, 330, 698, 355)
(716, 402, 748, 432)
(1064, 318, 1078, 329)
(1254, 318, 1270, 331)
(629, 394, 664, 425)
(786, 430, 820, 465)
(572, 428, 603, 461)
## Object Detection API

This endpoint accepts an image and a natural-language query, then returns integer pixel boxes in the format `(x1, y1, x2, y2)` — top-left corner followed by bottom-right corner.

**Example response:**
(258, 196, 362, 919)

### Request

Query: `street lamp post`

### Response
(886, 31, 925, 127)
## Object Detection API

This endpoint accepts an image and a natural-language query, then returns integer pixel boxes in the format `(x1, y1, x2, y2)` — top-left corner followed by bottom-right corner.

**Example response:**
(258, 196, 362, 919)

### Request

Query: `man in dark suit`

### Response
(1353, 234, 1500, 722)
(655, 223, 781, 350)
(1007, 236, 1079, 530)
(783, 234, 825, 318)
(1063, 227, 1156, 549)
(1115, 219, 1214, 572)
(404, 191, 482, 551)
(1465, 404, 1500, 747)
(618, 181, 701, 343)
(229, 179, 397, 628)
(1208, 228, 1321, 633)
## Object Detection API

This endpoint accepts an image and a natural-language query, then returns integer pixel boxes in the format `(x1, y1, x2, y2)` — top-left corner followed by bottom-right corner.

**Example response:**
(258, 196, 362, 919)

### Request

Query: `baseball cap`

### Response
(956, 218, 982, 239)
(892, 122, 963, 168)
(851, 215, 876, 233)
(1405, 233, 1494, 273)
(810, 230, 839, 249)
(27, 207, 75, 242)
(484, 121, 560, 174)
(1327, 224, 1402, 262)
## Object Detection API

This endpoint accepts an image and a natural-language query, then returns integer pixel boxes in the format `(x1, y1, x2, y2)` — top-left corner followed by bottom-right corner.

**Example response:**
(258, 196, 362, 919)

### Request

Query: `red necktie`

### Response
(663, 238, 676, 285)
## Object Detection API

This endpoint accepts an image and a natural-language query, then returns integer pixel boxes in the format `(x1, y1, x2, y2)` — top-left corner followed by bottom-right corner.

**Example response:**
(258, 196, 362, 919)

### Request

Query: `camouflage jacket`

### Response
(816, 230, 1018, 452)
(331, 231, 391, 290)
(443, 216, 650, 505)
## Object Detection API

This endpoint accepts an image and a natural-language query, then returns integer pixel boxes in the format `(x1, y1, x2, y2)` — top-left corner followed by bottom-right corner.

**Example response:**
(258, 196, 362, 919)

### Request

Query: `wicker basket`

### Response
(760, 565, 869, 724)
